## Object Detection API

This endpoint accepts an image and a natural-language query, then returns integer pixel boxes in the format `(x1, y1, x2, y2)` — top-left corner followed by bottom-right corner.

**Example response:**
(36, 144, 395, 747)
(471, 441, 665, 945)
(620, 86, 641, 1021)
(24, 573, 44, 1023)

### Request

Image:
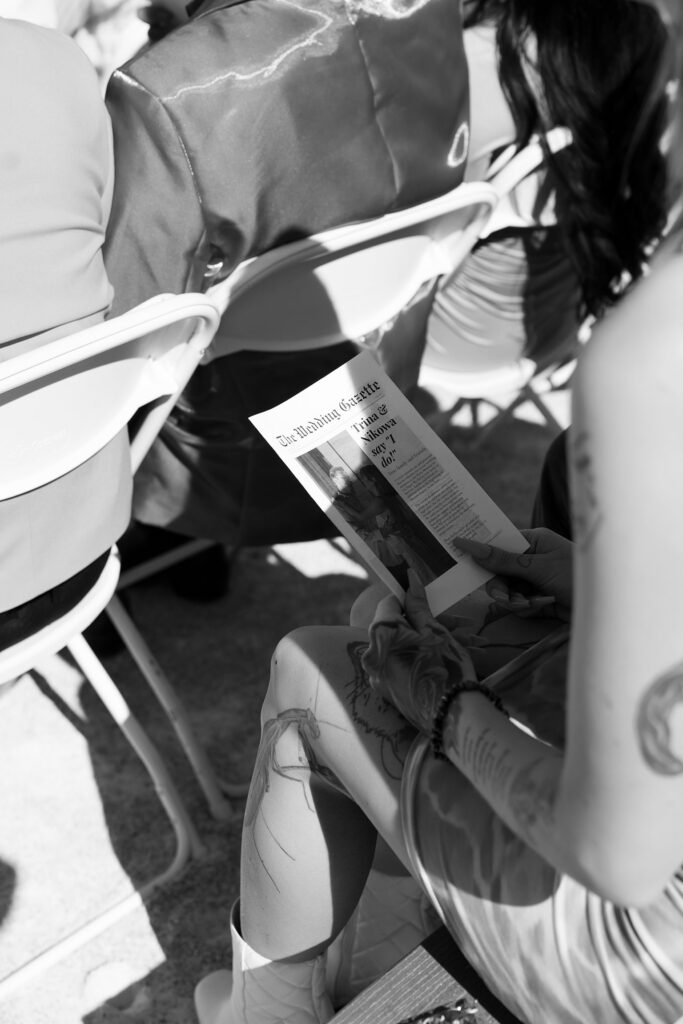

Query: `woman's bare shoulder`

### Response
(578, 237, 683, 391)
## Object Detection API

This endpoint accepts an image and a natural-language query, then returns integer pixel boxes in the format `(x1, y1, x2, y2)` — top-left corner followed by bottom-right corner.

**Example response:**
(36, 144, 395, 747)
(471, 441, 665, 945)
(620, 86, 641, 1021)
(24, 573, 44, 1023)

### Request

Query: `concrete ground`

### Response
(0, 389, 570, 1024)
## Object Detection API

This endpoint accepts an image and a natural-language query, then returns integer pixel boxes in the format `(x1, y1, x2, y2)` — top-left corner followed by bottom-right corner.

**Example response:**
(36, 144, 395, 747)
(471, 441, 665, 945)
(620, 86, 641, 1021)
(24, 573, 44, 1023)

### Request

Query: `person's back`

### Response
(103, 0, 470, 548)
(0, 17, 114, 350)
(424, 0, 669, 378)
(0, 18, 131, 624)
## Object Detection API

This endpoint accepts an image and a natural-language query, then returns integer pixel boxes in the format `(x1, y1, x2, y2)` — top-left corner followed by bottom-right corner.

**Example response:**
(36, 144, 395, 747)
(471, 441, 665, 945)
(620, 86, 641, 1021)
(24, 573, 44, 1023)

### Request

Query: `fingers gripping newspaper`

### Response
(250, 352, 528, 616)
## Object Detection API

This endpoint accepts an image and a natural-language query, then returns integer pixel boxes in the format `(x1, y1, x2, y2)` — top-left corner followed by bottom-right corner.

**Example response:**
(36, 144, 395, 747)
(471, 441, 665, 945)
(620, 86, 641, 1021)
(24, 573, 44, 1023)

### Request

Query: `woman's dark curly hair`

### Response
(464, 0, 672, 319)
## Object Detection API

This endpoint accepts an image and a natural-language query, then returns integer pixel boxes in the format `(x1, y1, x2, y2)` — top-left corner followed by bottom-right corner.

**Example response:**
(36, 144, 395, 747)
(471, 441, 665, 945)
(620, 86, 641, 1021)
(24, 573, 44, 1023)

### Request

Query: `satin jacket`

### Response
(104, 0, 469, 544)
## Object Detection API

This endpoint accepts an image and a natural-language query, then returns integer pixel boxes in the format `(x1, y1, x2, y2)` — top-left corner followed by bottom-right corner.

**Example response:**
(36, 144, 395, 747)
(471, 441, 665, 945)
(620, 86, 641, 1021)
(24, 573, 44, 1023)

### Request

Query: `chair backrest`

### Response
(0, 292, 220, 501)
(204, 180, 501, 358)
(417, 127, 577, 411)
(203, 129, 573, 362)
(481, 126, 573, 238)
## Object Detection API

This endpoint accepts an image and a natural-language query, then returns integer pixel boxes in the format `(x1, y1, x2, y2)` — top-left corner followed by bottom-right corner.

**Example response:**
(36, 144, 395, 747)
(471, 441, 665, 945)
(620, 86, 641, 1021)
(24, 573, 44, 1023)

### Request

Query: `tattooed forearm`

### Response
(570, 430, 604, 551)
(445, 710, 557, 842)
(447, 718, 517, 793)
(636, 661, 683, 775)
(508, 758, 557, 840)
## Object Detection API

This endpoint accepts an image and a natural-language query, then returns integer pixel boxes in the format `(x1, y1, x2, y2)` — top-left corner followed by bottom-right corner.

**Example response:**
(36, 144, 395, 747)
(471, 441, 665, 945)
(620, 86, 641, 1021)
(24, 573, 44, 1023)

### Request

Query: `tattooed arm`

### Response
(554, 249, 683, 904)
(419, 248, 683, 907)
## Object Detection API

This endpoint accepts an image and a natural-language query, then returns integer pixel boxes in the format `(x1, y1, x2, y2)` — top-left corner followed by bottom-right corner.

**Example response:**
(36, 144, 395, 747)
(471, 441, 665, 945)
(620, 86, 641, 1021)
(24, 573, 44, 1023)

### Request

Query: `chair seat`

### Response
(419, 357, 536, 402)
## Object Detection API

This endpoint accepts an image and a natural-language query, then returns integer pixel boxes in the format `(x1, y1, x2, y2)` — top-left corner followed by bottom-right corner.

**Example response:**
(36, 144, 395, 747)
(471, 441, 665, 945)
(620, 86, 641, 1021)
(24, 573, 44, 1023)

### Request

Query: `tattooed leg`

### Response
(240, 626, 417, 963)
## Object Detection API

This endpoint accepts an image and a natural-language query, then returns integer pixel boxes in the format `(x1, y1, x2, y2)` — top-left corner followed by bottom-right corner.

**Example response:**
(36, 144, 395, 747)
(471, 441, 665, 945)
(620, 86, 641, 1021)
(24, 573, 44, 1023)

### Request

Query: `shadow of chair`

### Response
(417, 127, 579, 447)
(0, 291, 223, 999)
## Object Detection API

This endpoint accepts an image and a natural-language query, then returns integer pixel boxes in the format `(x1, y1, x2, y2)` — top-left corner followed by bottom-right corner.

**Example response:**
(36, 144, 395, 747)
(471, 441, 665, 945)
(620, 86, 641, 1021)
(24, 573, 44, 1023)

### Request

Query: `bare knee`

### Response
(265, 628, 318, 712)
(262, 626, 360, 722)
(349, 583, 391, 629)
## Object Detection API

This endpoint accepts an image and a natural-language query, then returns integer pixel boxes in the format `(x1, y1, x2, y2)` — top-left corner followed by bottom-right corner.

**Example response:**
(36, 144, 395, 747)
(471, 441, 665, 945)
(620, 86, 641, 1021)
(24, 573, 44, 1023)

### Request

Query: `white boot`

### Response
(325, 870, 440, 1009)
(195, 902, 334, 1024)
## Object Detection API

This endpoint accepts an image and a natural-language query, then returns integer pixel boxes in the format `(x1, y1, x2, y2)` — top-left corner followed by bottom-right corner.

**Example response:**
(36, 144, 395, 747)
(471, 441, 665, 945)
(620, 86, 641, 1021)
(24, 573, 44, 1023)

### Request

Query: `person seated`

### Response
(0, 16, 131, 649)
(420, 0, 669, 393)
(101, 0, 471, 577)
(192, 5, 683, 1022)
(5, 0, 147, 85)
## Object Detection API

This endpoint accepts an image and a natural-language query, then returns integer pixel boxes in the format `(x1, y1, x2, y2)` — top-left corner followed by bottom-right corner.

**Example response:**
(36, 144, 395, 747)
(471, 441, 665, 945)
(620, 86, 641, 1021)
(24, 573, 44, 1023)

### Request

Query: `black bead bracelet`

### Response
(430, 680, 510, 760)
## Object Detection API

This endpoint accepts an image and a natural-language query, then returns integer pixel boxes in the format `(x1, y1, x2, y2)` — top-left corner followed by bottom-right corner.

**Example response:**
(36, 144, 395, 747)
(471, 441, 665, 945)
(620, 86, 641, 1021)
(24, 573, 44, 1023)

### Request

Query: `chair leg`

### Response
(105, 595, 249, 818)
(458, 397, 509, 450)
(117, 538, 216, 590)
(523, 385, 565, 433)
(0, 635, 206, 1002)
(67, 633, 205, 862)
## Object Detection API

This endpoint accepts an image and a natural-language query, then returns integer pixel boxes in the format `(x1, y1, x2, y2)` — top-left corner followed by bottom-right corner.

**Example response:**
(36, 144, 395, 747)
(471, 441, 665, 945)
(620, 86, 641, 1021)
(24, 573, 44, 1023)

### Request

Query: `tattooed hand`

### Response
(361, 570, 476, 734)
(454, 528, 573, 622)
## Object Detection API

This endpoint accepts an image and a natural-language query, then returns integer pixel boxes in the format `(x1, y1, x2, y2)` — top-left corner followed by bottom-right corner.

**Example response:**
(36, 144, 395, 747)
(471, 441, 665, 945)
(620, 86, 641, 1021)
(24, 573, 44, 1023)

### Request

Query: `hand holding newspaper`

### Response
(250, 352, 528, 616)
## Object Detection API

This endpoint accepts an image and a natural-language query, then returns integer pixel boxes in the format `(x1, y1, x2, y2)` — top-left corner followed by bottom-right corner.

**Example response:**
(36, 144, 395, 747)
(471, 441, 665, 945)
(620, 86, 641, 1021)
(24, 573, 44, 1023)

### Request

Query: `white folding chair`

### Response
(204, 178, 502, 355)
(417, 127, 578, 445)
(117, 175, 503, 592)
(0, 291, 231, 997)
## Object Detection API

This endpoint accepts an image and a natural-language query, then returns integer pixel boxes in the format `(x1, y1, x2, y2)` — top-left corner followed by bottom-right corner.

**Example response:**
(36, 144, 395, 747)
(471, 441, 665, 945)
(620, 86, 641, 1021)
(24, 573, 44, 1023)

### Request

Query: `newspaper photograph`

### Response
(250, 352, 528, 614)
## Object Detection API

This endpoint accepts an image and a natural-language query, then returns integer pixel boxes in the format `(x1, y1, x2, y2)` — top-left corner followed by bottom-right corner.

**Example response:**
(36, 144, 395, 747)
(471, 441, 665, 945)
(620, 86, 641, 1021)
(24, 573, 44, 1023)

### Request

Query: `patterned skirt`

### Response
(400, 675, 683, 1024)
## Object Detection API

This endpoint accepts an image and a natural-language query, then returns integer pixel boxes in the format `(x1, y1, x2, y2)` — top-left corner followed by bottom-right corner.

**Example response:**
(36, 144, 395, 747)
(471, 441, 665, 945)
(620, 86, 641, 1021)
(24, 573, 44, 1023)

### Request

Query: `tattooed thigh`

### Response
(344, 640, 416, 780)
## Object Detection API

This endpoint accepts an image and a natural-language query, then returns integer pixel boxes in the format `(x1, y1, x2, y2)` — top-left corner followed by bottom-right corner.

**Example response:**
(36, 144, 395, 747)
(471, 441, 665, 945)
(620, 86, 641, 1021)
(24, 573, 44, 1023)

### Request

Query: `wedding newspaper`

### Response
(250, 352, 528, 615)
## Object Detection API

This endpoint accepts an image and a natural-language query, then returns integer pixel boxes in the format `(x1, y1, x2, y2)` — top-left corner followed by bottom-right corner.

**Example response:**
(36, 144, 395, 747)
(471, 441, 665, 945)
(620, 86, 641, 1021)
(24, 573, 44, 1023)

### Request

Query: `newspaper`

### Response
(250, 352, 528, 615)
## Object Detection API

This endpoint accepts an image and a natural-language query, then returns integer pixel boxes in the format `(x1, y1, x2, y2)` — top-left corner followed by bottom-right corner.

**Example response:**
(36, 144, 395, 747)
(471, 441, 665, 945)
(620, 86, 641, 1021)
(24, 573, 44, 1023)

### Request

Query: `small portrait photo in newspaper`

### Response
(298, 436, 457, 592)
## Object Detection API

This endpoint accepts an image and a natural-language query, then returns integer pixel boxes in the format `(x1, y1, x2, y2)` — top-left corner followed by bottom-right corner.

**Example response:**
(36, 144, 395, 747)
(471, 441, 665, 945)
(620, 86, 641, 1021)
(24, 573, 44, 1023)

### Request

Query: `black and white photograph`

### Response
(2, 2, 681, 1023)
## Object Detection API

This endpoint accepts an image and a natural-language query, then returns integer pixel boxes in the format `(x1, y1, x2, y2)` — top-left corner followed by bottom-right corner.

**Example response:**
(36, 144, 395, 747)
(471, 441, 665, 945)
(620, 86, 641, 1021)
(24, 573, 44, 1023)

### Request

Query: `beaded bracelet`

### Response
(430, 680, 510, 761)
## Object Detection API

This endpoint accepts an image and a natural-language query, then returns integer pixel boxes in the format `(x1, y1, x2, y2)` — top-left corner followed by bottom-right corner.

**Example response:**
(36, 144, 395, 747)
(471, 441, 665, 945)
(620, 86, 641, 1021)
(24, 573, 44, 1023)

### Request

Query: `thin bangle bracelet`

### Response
(430, 680, 510, 761)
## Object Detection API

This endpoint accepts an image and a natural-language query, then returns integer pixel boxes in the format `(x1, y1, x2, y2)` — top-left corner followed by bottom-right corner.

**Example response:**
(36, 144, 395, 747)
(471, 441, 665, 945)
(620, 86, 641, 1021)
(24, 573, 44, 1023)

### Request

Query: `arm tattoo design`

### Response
(347, 640, 415, 779)
(447, 720, 557, 841)
(508, 757, 556, 841)
(451, 722, 517, 794)
(445, 698, 465, 760)
(570, 430, 604, 551)
(636, 661, 683, 775)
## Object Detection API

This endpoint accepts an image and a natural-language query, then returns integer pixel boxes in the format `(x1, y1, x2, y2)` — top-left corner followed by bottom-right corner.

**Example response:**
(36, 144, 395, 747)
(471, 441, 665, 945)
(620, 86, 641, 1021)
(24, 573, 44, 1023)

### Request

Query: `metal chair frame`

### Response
(0, 292, 227, 998)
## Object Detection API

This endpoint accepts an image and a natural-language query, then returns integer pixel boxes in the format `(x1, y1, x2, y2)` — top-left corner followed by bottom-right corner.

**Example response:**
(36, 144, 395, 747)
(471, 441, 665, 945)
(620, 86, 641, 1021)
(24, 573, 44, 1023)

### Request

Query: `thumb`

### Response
(454, 536, 532, 579)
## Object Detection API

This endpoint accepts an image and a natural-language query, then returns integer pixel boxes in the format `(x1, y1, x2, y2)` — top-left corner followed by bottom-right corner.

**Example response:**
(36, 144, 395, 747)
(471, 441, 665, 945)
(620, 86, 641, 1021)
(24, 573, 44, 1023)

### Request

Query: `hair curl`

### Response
(465, 0, 672, 318)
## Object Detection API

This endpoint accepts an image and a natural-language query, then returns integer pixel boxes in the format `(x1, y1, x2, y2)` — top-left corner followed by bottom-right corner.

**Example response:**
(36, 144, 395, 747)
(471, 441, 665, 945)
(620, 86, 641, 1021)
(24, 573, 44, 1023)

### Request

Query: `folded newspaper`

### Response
(250, 352, 528, 615)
